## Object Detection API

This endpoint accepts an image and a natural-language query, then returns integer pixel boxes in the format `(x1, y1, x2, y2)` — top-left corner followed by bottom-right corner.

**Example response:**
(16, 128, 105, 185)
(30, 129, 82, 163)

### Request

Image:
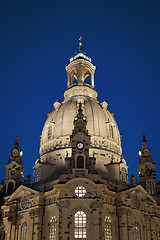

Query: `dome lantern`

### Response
(66, 37, 96, 89)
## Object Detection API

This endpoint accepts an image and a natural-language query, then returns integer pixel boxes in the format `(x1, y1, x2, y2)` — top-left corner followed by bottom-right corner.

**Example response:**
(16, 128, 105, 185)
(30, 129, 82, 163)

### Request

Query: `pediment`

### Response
(8, 185, 41, 201)
(123, 184, 156, 204)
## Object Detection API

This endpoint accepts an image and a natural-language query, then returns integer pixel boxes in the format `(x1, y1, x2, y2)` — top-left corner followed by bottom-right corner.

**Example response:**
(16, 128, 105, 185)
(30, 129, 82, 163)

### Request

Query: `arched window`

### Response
(21, 222, 27, 240)
(147, 182, 154, 195)
(134, 222, 141, 240)
(7, 182, 14, 194)
(49, 216, 56, 240)
(109, 125, 113, 139)
(105, 216, 112, 240)
(48, 125, 52, 140)
(77, 155, 84, 168)
(120, 167, 127, 182)
(74, 211, 86, 238)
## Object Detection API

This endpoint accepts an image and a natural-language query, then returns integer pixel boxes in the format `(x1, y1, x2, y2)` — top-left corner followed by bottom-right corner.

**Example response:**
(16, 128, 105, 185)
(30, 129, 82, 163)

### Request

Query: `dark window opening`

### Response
(8, 182, 14, 194)
(77, 155, 84, 168)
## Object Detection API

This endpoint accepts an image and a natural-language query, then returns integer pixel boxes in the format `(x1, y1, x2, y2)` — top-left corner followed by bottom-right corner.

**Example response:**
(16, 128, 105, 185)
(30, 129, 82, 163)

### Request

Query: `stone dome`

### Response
(38, 53, 124, 178)
(40, 87, 122, 156)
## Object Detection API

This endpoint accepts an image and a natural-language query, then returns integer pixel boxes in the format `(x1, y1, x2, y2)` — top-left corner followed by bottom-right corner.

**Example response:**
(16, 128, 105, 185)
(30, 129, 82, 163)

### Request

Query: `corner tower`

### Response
(4, 135, 24, 194)
(138, 135, 157, 195)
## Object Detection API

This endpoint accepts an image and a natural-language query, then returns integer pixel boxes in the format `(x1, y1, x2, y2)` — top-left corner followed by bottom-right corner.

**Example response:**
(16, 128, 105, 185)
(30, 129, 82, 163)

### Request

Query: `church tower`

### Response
(137, 134, 157, 195)
(4, 135, 24, 194)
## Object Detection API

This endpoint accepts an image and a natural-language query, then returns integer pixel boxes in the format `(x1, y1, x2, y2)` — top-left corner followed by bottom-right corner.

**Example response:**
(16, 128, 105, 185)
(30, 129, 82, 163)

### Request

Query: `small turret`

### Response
(5, 135, 24, 195)
(65, 103, 96, 174)
(138, 134, 157, 195)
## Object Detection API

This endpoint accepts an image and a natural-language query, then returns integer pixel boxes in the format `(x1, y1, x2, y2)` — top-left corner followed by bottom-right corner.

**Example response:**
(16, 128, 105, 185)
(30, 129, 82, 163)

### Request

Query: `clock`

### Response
(77, 142, 84, 150)
(12, 149, 18, 157)
(145, 168, 152, 176)
(11, 169, 16, 176)
(143, 149, 149, 156)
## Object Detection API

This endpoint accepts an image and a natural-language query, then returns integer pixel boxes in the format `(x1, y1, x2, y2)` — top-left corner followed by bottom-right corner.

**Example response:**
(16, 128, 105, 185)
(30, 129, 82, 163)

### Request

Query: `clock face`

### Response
(12, 149, 18, 157)
(11, 169, 16, 176)
(145, 168, 152, 176)
(143, 149, 149, 156)
(77, 142, 84, 150)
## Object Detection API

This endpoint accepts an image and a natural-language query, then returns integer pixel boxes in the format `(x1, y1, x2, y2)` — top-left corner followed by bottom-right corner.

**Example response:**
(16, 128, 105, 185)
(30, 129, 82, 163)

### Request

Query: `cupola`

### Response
(65, 37, 96, 89)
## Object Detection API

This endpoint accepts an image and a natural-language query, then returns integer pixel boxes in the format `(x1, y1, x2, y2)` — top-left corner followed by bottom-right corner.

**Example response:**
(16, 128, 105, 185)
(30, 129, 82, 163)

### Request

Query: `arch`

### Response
(83, 68, 94, 87)
(134, 222, 141, 240)
(84, 75, 92, 85)
(104, 216, 112, 240)
(70, 68, 77, 85)
(74, 211, 86, 238)
(7, 181, 14, 194)
(21, 221, 27, 240)
(49, 216, 56, 240)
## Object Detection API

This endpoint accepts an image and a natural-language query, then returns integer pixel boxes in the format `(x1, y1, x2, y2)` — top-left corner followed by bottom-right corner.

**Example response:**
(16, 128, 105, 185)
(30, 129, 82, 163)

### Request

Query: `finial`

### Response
(14, 134, 20, 149)
(79, 36, 82, 50)
(143, 134, 146, 142)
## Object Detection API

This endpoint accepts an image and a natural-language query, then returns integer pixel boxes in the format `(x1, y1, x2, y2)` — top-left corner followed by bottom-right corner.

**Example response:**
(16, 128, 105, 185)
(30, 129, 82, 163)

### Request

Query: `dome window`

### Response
(48, 125, 52, 140)
(75, 186, 86, 197)
(109, 125, 114, 139)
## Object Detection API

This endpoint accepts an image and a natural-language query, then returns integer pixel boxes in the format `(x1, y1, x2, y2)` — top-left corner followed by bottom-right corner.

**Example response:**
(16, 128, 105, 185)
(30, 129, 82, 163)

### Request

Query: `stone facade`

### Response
(0, 42, 160, 240)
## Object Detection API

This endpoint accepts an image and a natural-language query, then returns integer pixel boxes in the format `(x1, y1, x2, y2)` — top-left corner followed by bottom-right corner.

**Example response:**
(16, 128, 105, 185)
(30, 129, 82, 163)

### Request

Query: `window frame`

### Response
(74, 211, 86, 239)
(49, 216, 57, 240)
(104, 216, 112, 240)
(21, 221, 27, 240)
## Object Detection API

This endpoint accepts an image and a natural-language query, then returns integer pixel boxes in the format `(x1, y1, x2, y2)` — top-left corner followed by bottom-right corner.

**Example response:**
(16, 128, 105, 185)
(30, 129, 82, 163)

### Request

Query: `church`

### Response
(0, 39, 160, 240)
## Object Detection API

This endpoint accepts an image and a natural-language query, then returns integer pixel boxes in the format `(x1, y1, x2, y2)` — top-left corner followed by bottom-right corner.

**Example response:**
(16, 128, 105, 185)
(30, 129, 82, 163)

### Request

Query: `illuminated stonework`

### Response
(0, 43, 160, 240)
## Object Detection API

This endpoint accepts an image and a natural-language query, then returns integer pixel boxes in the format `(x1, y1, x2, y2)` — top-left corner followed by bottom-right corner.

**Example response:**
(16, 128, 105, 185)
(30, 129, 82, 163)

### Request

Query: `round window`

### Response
(75, 186, 86, 197)
(20, 196, 28, 210)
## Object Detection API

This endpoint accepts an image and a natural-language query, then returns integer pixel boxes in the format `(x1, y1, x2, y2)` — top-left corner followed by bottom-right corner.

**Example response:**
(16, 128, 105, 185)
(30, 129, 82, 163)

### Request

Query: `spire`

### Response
(139, 134, 152, 162)
(72, 103, 88, 135)
(143, 134, 146, 142)
(14, 134, 20, 150)
(79, 36, 82, 50)
(69, 37, 92, 62)
(142, 133, 148, 149)
(9, 135, 22, 164)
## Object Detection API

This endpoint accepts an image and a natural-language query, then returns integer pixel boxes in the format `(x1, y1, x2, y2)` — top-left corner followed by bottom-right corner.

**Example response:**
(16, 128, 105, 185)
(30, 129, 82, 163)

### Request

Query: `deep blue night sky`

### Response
(0, 1, 160, 182)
